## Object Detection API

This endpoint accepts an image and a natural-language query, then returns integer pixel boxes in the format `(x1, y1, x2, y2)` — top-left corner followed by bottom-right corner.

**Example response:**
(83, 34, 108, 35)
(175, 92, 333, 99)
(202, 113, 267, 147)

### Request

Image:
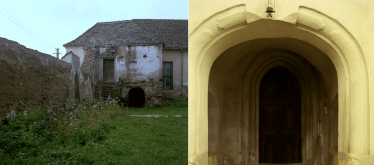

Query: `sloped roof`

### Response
(61, 51, 79, 60)
(63, 19, 187, 49)
(132, 19, 187, 49)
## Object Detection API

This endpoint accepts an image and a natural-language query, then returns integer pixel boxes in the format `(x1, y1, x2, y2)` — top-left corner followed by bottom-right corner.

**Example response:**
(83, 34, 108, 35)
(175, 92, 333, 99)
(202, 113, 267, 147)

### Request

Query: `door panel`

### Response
(259, 67, 301, 163)
(103, 59, 114, 81)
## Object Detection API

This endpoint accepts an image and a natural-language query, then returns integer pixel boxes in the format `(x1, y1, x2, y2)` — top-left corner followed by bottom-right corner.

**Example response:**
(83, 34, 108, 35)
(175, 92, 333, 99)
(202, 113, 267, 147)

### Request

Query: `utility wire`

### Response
(0, 14, 51, 54)
(0, 1, 57, 48)
(0, 5, 54, 50)
(0, 2, 55, 51)
(0, 9, 52, 51)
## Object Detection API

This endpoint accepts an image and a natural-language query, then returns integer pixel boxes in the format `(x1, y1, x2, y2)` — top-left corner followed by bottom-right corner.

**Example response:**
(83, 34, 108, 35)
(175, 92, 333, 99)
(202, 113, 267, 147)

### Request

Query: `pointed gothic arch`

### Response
(189, 4, 370, 165)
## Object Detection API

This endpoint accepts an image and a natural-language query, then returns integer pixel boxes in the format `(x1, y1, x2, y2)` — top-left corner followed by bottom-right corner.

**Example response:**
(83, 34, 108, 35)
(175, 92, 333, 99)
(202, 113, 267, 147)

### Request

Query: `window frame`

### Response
(163, 62, 173, 90)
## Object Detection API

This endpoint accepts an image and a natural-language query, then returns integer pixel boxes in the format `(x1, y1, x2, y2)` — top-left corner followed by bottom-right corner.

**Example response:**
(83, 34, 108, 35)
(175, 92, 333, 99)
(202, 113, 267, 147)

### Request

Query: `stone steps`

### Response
(95, 83, 120, 100)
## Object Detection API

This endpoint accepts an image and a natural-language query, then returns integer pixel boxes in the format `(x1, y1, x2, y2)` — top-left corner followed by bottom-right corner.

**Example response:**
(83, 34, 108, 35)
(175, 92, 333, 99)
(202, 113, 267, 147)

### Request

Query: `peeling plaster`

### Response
(95, 44, 164, 106)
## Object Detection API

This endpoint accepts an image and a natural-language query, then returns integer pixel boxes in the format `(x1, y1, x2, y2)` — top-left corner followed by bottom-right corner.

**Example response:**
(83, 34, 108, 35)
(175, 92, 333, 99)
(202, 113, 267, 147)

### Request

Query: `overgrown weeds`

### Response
(0, 96, 187, 164)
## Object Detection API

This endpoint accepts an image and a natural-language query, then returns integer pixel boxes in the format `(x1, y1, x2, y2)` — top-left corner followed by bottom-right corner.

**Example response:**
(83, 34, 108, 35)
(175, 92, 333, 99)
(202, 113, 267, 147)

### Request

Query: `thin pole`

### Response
(53, 48, 61, 59)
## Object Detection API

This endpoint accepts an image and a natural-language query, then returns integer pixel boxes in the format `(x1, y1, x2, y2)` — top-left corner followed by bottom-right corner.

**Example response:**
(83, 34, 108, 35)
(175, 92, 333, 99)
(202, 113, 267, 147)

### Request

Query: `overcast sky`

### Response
(0, 0, 188, 58)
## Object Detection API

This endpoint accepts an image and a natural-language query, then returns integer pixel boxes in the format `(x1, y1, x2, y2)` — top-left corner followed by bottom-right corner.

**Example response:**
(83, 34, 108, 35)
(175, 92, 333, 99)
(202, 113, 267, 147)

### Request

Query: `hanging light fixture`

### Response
(266, 0, 275, 17)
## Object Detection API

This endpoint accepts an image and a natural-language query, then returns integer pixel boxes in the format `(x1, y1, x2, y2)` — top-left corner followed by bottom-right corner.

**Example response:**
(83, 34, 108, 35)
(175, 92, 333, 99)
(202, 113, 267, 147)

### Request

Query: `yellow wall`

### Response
(189, 0, 374, 164)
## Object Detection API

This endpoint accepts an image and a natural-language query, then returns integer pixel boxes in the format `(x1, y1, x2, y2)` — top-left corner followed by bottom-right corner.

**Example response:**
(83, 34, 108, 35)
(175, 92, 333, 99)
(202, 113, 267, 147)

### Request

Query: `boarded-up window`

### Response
(163, 62, 173, 90)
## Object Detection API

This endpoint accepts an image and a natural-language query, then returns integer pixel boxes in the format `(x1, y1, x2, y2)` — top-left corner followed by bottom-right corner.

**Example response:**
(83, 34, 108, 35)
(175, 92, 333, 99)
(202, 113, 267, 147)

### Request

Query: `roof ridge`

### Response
(63, 19, 187, 49)
(96, 19, 187, 25)
(132, 19, 187, 20)
(97, 20, 132, 24)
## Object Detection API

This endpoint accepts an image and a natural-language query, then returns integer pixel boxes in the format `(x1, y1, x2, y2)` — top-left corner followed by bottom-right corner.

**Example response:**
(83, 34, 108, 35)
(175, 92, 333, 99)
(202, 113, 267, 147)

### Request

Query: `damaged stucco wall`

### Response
(162, 49, 188, 99)
(61, 52, 84, 103)
(65, 43, 188, 104)
(65, 46, 85, 66)
(97, 44, 162, 83)
(94, 44, 164, 106)
(0, 37, 75, 120)
(63, 46, 100, 104)
(80, 46, 99, 103)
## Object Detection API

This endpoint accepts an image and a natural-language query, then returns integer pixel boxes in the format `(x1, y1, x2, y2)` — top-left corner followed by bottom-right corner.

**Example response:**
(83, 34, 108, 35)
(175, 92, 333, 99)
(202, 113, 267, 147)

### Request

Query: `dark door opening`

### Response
(259, 67, 302, 163)
(129, 88, 145, 107)
(103, 59, 114, 82)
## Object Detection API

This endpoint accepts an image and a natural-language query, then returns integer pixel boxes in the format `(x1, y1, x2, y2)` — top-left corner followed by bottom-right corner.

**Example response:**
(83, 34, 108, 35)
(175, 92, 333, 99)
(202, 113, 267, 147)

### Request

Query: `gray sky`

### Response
(0, 0, 188, 58)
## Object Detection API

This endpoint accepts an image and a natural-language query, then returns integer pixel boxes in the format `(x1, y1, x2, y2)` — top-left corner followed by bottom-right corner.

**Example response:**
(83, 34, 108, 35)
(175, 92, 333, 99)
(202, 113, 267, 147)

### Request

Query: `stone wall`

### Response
(0, 37, 75, 120)
(80, 46, 99, 103)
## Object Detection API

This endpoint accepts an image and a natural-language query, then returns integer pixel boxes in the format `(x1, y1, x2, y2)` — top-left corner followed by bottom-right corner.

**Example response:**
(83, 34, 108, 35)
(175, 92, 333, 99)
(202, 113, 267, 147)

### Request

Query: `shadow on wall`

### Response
(128, 88, 145, 107)
(75, 71, 80, 104)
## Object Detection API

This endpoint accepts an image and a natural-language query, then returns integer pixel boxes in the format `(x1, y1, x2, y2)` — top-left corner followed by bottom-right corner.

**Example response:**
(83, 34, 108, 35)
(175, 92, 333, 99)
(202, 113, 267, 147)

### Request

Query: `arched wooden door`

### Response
(259, 67, 302, 164)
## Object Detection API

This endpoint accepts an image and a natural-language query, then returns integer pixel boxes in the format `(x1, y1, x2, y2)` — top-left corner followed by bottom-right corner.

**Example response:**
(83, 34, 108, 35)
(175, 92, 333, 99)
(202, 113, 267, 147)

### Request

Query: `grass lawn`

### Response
(126, 98, 187, 116)
(0, 97, 187, 165)
(126, 107, 187, 116)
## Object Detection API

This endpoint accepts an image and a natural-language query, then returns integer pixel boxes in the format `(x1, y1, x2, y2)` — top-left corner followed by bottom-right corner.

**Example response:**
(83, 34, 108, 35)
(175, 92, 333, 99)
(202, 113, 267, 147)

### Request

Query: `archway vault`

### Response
(189, 3, 371, 165)
(242, 49, 327, 165)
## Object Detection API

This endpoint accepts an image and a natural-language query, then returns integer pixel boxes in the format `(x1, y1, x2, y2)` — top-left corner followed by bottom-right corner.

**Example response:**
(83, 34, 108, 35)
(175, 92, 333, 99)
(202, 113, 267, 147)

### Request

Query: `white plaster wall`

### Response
(115, 46, 127, 82)
(61, 52, 82, 103)
(61, 52, 81, 84)
(65, 46, 85, 66)
(99, 45, 162, 83)
(61, 54, 72, 63)
(131, 46, 162, 81)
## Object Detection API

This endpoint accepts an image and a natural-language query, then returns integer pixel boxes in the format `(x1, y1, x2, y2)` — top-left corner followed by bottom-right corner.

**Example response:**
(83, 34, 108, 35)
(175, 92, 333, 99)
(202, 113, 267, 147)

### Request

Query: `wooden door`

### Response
(103, 59, 114, 82)
(259, 67, 302, 163)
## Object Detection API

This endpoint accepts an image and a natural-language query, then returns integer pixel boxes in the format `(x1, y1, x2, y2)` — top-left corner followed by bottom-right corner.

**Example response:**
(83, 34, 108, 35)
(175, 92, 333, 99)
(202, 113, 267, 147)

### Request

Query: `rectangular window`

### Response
(163, 62, 173, 90)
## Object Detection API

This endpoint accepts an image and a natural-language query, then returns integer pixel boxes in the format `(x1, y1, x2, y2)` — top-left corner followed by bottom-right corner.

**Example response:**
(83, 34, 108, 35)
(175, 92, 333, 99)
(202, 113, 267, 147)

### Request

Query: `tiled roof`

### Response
(63, 19, 187, 49)
(132, 19, 187, 49)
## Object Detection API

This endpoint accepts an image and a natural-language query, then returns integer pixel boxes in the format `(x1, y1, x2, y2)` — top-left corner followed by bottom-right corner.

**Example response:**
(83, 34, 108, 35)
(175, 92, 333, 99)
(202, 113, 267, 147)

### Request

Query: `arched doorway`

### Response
(190, 4, 370, 165)
(128, 88, 145, 107)
(207, 48, 330, 164)
(259, 67, 301, 163)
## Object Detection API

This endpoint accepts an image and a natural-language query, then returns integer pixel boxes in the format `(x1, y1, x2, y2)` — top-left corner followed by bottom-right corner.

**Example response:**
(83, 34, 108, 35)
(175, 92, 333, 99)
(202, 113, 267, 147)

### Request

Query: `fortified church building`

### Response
(62, 19, 188, 107)
(188, 0, 374, 165)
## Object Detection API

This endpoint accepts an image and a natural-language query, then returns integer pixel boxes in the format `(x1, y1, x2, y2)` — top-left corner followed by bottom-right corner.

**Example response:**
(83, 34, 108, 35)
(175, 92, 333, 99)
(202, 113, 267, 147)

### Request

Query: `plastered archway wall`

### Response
(189, 4, 371, 165)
